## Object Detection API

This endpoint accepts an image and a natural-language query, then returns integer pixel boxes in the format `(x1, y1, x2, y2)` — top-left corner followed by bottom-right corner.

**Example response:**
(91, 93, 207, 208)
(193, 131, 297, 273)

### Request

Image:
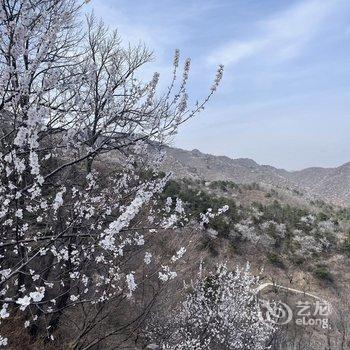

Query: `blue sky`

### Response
(86, 0, 350, 170)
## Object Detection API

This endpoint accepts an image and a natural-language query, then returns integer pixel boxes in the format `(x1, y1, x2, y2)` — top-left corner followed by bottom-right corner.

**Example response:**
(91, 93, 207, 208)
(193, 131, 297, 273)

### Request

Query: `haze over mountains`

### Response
(162, 146, 350, 206)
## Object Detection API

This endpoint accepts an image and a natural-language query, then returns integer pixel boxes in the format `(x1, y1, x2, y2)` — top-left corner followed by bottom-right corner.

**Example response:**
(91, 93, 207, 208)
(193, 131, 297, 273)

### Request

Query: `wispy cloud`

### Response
(207, 0, 340, 66)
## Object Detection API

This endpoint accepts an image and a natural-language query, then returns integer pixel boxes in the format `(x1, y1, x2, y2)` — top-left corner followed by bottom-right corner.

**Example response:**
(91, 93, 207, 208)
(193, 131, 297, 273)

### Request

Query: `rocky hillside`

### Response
(161, 146, 350, 206)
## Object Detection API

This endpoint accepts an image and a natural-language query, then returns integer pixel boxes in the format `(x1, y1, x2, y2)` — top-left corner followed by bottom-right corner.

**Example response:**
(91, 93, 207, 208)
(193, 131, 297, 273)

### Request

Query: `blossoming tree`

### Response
(147, 264, 274, 350)
(0, 0, 224, 347)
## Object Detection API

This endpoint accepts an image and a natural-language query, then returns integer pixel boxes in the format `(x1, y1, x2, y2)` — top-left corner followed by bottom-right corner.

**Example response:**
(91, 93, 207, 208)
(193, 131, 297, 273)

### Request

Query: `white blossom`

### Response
(0, 336, 8, 347)
(16, 295, 31, 311)
(30, 287, 45, 302)
(0, 304, 9, 319)
(144, 252, 153, 265)
(158, 266, 177, 282)
(126, 272, 137, 298)
(70, 295, 79, 302)
(171, 247, 186, 262)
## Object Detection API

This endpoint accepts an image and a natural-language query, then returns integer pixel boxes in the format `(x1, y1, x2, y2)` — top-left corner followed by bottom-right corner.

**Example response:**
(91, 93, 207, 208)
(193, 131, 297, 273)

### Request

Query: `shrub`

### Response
(199, 236, 219, 257)
(313, 264, 333, 282)
(267, 252, 284, 268)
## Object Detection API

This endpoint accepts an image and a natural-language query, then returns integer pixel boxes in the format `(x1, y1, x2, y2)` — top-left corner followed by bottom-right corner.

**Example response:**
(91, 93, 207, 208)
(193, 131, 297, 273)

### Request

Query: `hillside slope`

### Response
(161, 146, 350, 206)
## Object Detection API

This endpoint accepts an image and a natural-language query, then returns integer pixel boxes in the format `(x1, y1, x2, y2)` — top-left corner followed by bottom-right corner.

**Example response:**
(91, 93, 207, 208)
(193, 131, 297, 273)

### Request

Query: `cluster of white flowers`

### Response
(158, 266, 177, 282)
(200, 205, 229, 227)
(15, 287, 45, 311)
(171, 247, 186, 262)
(126, 272, 137, 298)
(0, 336, 7, 347)
(162, 197, 187, 228)
(292, 231, 323, 256)
(292, 218, 339, 256)
(234, 219, 260, 244)
(317, 220, 337, 235)
(0, 304, 9, 319)
(144, 252, 153, 265)
(211, 64, 224, 92)
(148, 263, 274, 349)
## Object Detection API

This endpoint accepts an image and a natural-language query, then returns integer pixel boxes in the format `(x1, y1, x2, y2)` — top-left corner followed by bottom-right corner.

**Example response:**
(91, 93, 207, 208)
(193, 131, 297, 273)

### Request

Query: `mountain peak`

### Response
(233, 158, 259, 168)
(191, 149, 203, 156)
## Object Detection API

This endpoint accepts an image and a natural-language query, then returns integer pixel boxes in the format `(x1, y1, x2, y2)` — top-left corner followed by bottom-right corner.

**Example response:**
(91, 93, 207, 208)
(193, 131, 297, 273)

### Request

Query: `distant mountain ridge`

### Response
(161, 146, 350, 206)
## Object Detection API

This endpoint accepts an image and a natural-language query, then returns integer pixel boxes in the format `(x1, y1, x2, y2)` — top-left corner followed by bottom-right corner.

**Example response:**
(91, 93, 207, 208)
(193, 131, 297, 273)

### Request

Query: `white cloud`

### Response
(208, 0, 340, 66)
(209, 39, 267, 66)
